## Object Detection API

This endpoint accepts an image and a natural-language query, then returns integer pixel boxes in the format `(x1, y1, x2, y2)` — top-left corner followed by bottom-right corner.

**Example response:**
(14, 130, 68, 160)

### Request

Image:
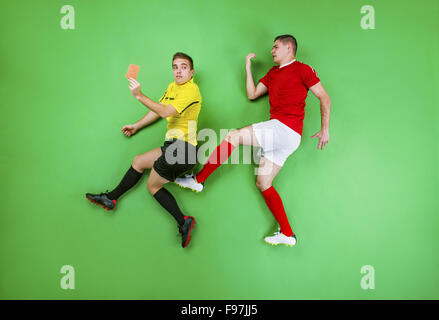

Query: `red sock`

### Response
(261, 186, 294, 237)
(196, 139, 235, 183)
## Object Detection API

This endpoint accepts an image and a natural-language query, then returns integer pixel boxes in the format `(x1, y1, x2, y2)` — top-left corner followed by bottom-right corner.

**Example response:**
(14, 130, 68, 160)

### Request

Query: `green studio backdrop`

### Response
(0, 0, 438, 299)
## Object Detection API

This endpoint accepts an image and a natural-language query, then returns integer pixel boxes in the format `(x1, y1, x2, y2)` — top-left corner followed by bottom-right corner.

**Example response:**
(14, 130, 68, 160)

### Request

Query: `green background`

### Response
(1, 0, 438, 299)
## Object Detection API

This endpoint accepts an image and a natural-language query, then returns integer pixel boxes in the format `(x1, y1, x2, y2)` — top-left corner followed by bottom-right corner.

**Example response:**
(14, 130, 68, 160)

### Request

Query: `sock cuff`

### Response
(130, 165, 143, 176)
(153, 187, 166, 199)
(261, 185, 275, 196)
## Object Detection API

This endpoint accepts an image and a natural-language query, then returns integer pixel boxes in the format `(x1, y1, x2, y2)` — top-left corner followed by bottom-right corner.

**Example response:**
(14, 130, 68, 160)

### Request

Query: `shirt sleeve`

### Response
(258, 68, 271, 88)
(302, 64, 320, 89)
(159, 84, 171, 103)
(169, 88, 200, 114)
(159, 90, 167, 103)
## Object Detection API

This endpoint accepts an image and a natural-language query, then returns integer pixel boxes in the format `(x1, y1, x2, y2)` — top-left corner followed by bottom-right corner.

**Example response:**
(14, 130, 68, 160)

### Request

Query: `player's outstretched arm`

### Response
(309, 82, 331, 150)
(121, 111, 161, 137)
(246, 53, 268, 100)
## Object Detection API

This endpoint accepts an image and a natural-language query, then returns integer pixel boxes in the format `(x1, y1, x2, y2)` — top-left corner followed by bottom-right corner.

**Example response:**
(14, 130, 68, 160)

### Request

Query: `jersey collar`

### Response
(175, 78, 194, 86)
(279, 59, 296, 69)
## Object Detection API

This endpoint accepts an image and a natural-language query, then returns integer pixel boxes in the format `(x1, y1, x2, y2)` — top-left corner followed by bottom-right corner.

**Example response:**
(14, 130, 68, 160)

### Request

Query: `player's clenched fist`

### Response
(128, 78, 142, 99)
(246, 53, 256, 68)
(121, 124, 138, 137)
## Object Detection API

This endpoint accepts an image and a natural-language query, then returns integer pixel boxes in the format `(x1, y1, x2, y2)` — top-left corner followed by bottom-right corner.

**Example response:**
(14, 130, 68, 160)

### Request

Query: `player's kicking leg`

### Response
(85, 147, 162, 210)
(174, 124, 260, 191)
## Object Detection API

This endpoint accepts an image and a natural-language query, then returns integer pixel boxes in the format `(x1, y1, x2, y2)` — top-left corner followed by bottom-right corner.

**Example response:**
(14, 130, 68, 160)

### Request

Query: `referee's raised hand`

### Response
(128, 78, 142, 99)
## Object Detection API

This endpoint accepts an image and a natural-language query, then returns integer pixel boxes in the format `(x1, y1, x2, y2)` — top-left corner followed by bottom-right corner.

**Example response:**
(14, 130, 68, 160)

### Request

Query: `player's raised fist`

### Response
(246, 53, 256, 67)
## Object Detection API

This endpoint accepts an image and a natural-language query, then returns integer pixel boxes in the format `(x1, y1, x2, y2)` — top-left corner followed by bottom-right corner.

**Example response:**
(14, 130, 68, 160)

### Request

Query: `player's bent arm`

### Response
(246, 61, 268, 100)
(136, 93, 177, 118)
(248, 82, 268, 100)
(310, 82, 331, 130)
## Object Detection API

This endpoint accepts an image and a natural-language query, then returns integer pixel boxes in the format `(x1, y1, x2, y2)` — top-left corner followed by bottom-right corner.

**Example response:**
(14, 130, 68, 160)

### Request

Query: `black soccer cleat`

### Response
(85, 192, 117, 211)
(179, 216, 196, 248)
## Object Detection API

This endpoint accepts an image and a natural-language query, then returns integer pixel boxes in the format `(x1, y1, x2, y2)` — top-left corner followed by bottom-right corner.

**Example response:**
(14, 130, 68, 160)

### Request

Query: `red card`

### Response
(126, 64, 140, 79)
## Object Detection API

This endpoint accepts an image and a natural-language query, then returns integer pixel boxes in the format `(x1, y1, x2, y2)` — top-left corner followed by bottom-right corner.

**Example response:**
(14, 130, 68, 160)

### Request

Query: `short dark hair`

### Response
(274, 34, 297, 55)
(172, 52, 194, 69)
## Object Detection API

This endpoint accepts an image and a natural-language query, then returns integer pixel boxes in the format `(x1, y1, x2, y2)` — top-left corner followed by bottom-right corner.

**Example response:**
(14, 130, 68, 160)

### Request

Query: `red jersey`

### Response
(259, 60, 320, 136)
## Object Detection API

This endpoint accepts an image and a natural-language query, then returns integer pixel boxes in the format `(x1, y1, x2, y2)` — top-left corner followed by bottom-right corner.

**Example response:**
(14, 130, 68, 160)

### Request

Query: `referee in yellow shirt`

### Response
(86, 52, 201, 248)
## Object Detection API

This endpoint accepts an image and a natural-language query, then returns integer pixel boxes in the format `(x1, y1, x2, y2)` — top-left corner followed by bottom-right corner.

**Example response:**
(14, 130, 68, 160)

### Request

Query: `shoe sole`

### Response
(183, 218, 196, 248)
(173, 181, 203, 193)
(264, 240, 296, 247)
(85, 195, 115, 211)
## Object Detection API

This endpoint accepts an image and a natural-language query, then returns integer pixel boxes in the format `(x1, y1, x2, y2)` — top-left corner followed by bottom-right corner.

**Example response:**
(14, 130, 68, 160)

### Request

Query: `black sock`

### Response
(153, 188, 185, 226)
(107, 166, 143, 200)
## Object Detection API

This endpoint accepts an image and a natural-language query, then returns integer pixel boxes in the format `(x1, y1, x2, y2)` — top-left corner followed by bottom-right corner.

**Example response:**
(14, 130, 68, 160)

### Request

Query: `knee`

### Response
(132, 155, 145, 173)
(147, 179, 160, 195)
(225, 130, 240, 147)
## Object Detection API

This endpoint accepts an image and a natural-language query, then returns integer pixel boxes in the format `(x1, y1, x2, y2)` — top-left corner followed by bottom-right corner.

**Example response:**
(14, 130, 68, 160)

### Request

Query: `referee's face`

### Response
(271, 40, 290, 65)
(172, 58, 194, 85)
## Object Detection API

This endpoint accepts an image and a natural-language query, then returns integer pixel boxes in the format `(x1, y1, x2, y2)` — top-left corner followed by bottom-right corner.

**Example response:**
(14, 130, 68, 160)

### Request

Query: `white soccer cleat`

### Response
(174, 174, 204, 192)
(264, 231, 297, 247)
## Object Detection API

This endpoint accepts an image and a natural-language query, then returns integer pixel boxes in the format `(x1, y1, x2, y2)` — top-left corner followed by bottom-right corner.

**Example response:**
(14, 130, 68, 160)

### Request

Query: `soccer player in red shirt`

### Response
(175, 35, 331, 247)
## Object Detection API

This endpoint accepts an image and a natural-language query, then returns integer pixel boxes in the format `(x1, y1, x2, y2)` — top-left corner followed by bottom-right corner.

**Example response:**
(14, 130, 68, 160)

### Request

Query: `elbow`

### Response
(321, 95, 331, 106)
(160, 108, 177, 119)
(247, 93, 256, 101)
(325, 97, 331, 106)
(158, 109, 168, 118)
(159, 106, 172, 118)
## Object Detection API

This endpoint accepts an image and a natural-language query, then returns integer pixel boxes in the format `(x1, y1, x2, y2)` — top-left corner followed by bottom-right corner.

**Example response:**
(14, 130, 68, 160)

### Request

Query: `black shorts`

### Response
(153, 139, 197, 182)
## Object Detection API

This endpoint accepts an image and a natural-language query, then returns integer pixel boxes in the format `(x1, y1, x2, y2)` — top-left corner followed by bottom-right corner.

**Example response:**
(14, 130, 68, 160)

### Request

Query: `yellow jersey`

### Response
(159, 78, 202, 146)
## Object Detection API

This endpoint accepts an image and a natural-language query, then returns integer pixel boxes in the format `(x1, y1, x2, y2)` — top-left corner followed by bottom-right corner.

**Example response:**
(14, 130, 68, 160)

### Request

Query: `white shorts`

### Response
(252, 119, 301, 167)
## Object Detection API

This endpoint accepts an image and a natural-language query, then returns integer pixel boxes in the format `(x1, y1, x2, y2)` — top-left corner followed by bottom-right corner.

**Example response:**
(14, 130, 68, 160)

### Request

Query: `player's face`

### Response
(172, 58, 194, 84)
(271, 40, 290, 64)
